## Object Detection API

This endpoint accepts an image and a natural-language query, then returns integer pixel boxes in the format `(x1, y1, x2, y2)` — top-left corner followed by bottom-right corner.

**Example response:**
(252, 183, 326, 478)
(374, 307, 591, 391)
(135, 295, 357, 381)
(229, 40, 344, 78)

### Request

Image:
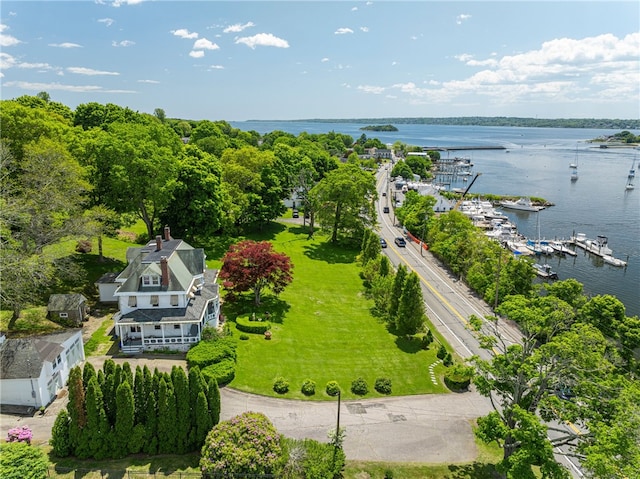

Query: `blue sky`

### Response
(1, 1, 638, 121)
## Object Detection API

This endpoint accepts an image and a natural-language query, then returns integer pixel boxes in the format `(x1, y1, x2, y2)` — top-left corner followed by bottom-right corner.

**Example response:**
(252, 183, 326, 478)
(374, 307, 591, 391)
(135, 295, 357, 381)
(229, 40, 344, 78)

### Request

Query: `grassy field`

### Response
(223, 223, 450, 400)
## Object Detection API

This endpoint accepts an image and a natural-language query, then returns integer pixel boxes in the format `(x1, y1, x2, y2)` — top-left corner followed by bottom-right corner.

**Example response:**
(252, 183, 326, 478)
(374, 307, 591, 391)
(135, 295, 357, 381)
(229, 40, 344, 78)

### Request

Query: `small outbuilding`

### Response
(47, 294, 89, 327)
(95, 272, 119, 303)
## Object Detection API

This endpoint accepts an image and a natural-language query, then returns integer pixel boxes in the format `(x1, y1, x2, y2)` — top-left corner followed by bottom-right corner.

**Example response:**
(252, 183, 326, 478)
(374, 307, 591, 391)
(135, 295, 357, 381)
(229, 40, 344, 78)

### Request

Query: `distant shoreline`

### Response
(244, 117, 640, 130)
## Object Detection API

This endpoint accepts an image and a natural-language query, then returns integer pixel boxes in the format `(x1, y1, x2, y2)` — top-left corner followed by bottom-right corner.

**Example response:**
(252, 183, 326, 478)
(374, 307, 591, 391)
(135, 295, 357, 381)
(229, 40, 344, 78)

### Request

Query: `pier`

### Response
(422, 145, 506, 151)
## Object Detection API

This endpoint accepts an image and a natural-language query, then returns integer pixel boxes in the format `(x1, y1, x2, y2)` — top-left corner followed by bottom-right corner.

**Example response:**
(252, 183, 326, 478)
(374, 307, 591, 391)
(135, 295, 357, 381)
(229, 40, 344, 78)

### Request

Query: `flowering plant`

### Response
(7, 425, 33, 444)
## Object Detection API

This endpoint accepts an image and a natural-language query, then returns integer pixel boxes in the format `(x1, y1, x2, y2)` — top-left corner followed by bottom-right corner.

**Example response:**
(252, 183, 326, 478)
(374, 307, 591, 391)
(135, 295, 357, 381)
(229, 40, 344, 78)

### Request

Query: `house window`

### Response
(152, 276, 160, 286)
(151, 295, 159, 306)
(130, 326, 141, 333)
(143, 276, 150, 286)
(143, 275, 161, 286)
(171, 295, 179, 306)
(128, 296, 137, 307)
(174, 324, 181, 330)
(154, 325, 161, 330)
(59, 312, 68, 318)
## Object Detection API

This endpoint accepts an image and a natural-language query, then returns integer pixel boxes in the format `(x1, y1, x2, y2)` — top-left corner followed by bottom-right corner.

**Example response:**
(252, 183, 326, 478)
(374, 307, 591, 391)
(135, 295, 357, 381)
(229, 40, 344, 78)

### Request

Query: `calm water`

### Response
(231, 121, 640, 317)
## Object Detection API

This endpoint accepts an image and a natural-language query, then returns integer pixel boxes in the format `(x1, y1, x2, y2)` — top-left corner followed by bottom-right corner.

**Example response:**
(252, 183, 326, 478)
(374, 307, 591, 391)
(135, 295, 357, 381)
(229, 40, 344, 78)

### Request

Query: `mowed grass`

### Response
(228, 224, 450, 399)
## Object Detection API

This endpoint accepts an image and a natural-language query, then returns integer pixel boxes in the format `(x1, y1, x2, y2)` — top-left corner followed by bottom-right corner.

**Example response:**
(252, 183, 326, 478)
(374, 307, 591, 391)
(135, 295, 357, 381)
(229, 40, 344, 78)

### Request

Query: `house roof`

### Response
(116, 239, 206, 294)
(47, 294, 87, 311)
(95, 272, 118, 285)
(0, 330, 81, 380)
(116, 270, 219, 325)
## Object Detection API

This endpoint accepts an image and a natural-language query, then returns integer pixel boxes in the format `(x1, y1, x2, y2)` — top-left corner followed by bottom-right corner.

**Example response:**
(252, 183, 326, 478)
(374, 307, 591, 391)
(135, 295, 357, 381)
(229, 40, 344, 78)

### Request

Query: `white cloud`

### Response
(98, 18, 114, 27)
(67, 67, 119, 76)
(223, 22, 255, 33)
(208, 65, 224, 70)
(111, 0, 145, 7)
(49, 42, 82, 48)
(18, 61, 54, 70)
(235, 33, 289, 49)
(4, 80, 135, 93)
(357, 85, 385, 94)
(189, 50, 204, 58)
(112, 40, 135, 47)
(0, 25, 20, 47)
(0, 52, 16, 69)
(138, 79, 159, 84)
(352, 7, 358, 11)
(193, 38, 219, 50)
(360, 27, 369, 33)
(172, 28, 198, 39)
(456, 14, 471, 25)
(321, 57, 329, 63)
(334, 28, 353, 35)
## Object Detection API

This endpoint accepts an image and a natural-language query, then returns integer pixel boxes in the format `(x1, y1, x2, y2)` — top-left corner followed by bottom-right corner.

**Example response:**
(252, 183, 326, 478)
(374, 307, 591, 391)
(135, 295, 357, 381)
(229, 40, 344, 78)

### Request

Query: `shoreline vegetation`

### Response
(360, 124, 399, 132)
(246, 116, 640, 130)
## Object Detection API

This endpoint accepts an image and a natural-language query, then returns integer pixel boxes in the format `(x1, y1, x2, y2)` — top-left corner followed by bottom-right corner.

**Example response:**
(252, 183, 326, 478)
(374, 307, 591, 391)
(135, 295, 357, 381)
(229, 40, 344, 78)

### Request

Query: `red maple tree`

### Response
(219, 240, 293, 306)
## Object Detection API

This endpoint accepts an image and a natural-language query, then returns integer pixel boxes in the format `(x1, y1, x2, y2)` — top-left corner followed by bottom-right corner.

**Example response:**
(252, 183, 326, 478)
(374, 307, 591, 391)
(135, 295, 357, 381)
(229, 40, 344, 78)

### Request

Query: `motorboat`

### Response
(533, 263, 558, 280)
(603, 255, 627, 267)
(507, 240, 534, 256)
(527, 240, 554, 255)
(549, 241, 577, 257)
(499, 197, 545, 212)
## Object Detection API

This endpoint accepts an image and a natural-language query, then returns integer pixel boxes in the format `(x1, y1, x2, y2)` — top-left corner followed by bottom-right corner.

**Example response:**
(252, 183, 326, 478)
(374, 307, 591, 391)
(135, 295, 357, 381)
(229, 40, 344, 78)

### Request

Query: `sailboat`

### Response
(570, 145, 579, 181)
(527, 211, 554, 255)
(629, 158, 636, 179)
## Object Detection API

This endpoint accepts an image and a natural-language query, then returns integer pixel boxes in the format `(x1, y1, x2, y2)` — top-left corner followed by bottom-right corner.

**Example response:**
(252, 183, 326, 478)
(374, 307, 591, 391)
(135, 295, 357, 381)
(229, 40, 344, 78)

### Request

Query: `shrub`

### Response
(75, 239, 92, 253)
(443, 352, 453, 366)
(0, 442, 48, 479)
(239, 333, 249, 341)
(351, 377, 369, 396)
(444, 363, 475, 391)
(200, 412, 283, 476)
(201, 358, 236, 386)
(282, 437, 345, 479)
(436, 343, 447, 360)
(6, 426, 32, 444)
(374, 377, 392, 395)
(301, 379, 316, 396)
(273, 376, 289, 394)
(236, 315, 271, 334)
(201, 326, 220, 342)
(421, 329, 433, 349)
(186, 337, 237, 369)
(325, 381, 340, 397)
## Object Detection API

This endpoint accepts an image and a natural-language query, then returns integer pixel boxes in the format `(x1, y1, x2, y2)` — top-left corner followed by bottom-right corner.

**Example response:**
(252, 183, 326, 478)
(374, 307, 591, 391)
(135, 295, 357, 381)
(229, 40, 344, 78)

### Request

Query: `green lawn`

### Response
(226, 224, 450, 400)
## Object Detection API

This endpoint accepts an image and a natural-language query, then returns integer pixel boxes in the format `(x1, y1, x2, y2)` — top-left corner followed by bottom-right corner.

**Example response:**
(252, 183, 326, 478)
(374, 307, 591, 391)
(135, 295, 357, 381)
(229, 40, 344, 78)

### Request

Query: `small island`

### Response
(360, 124, 398, 132)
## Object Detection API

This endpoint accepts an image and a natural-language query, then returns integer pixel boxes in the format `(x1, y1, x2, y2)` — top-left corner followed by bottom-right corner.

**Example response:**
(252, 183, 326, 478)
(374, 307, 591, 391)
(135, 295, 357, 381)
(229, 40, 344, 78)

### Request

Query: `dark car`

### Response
(380, 237, 387, 248)
(292, 209, 299, 218)
(394, 237, 407, 247)
(383, 206, 390, 213)
(382, 191, 387, 197)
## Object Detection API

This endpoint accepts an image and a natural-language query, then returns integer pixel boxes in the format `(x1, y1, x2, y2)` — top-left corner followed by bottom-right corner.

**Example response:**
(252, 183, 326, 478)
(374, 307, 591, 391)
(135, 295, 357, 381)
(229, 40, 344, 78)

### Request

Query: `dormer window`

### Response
(142, 275, 161, 287)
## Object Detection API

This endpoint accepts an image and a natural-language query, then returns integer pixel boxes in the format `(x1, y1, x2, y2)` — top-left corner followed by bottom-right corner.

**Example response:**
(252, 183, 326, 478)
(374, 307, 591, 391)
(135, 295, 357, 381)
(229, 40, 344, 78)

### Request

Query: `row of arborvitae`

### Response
(273, 377, 393, 396)
(50, 360, 220, 460)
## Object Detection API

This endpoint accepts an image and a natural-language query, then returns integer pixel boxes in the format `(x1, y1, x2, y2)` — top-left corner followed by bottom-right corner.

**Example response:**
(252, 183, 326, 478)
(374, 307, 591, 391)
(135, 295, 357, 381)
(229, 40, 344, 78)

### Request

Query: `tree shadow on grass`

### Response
(303, 241, 359, 264)
(447, 462, 501, 478)
(222, 294, 290, 324)
(394, 334, 423, 354)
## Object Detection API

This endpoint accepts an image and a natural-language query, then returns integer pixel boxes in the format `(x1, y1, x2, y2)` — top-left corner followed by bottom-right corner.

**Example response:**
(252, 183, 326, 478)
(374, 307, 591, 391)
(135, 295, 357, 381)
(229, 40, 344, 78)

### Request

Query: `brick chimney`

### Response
(155, 235, 162, 251)
(160, 256, 169, 287)
(164, 225, 171, 241)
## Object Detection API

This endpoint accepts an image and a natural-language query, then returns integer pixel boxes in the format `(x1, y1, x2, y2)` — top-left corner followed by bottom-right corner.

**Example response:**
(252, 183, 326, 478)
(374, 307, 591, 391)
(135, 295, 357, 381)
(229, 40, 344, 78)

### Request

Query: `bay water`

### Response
(231, 121, 640, 317)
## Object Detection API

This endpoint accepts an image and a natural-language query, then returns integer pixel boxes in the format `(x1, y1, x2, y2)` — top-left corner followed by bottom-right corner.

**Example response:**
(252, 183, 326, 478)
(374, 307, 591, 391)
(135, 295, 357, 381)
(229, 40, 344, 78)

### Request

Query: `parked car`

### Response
(394, 237, 407, 247)
(383, 206, 390, 213)
(292, 209, 299, 218)
(382, 191, 387, 196)
(380, 237, 387, 248)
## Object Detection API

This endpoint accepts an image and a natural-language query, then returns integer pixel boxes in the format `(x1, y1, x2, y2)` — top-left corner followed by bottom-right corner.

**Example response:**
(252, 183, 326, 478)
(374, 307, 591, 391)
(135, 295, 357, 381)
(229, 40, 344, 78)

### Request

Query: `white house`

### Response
(112, 226, 220, 354)
(0, 329, 85, 411)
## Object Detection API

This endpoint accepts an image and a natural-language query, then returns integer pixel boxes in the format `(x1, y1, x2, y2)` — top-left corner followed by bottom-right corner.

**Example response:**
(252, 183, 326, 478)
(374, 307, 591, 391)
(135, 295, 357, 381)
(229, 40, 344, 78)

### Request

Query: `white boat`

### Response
(625, 181, 634, 190)
(507, 240, 534, 256)
(533, 263, 558, 279)
(550, 240, 577, 257)
(603, 255, 627, 267)
(629, 158, 636, 179)
(570, 145, 579, 181)
(499, 197, 545, 212)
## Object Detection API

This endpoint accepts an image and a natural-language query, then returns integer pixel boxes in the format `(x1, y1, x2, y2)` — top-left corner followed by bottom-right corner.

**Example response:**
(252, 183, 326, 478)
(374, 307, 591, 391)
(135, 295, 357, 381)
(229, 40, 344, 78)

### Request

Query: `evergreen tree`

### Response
(207, 377, 221, 426)
(82, 362, 96, 388)
(121, 361, 133, 386)
(97, 369, 105, 387)
(50, 409, 71, 458)
(188, 365, 206, 444)
(114, 380, 135, 458)
(85, 376, 112, 459)
(103, 358, 115, 377)
(361, 229, 381, 265)
(101, 368, 117, 426)
(157, 377, 177, 454)
(143, 388, 158, 455)
(388, 264, 407, 322)
(66, 366, 87, 457)
(396, 271, 427, 335)
(195, 390, 212, 447)
(133, 365, 145, 424)
(379, 255, 391, 277)
(171, 366, 191, 453)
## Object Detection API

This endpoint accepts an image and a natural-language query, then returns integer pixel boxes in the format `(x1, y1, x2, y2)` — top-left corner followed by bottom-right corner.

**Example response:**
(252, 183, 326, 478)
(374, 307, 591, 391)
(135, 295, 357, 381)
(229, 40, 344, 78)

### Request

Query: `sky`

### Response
(1, 1, 639, 121)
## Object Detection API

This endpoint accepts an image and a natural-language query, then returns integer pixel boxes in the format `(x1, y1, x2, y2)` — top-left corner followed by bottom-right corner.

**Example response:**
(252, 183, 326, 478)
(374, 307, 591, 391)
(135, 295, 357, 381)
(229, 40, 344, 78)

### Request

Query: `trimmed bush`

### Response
(201, 358, 236, 386)
(421, 330, 433, 349)
(0, 442, 48, 479)
(351, 377, 369, 396)
(436, 343, 447, 360)
(444, 352, 453, 366)
(186, 337, 237, 370)
(325, 381, 340, 397)
(374, 377, 392, 395)
(444, 363, 474, 391)
(273, 376, 289, 394)
(301, 379, 316, 396)
(239, 333, 249, 341)
(236, 316, 271, 334)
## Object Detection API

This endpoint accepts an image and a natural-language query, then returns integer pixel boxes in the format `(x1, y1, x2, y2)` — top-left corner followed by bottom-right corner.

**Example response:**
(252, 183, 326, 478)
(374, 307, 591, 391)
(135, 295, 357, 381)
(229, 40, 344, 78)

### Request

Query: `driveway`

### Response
(0, 355, 492, 463)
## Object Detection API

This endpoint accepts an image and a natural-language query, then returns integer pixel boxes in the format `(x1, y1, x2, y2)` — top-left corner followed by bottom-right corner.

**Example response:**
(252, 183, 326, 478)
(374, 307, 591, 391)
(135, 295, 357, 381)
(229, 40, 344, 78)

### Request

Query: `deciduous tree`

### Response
(220, 240, 293, 305)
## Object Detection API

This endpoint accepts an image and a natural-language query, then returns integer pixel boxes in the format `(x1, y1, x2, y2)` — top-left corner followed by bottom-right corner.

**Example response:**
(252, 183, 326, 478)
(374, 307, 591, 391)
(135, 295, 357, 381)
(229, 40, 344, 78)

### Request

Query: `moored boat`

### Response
(499, 197, 545, 212)
(603, 255, 627, 267)
(550, 240, 577, 256)
(533, 263, 558, 279)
